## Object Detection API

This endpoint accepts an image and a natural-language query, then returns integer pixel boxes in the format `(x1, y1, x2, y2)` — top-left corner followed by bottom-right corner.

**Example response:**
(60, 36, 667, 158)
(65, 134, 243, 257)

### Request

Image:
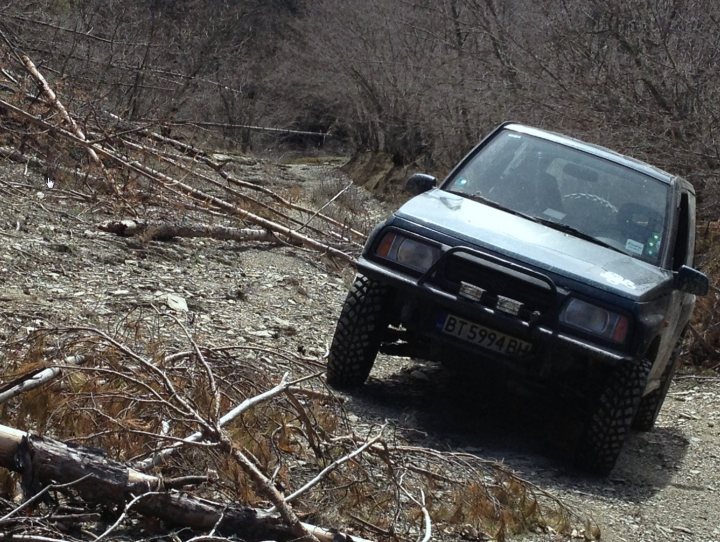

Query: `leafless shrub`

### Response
(308, 178, 378, 234)
(688, 221, 720, 370)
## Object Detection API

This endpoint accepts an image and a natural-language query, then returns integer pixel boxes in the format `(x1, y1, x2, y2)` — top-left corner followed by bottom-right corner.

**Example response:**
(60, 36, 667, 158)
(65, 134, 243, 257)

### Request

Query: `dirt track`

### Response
(1, 156, 719, 541)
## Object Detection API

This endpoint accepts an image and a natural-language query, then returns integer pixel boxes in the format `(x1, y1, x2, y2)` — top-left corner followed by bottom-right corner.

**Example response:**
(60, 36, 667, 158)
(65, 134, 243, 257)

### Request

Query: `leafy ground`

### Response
(0, 154, 719, 541)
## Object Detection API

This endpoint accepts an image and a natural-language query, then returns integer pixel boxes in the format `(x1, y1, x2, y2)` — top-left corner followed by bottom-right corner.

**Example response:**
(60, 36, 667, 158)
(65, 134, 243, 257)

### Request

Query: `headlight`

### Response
(560, 298, 629, 344)
(375, 232, 441, 272)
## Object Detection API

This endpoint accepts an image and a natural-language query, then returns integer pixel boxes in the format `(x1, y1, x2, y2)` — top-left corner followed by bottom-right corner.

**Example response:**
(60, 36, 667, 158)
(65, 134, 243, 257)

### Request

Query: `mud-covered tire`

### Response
(575, 358, 651, 475)
(326, 274, 391, 389)
(632, 344, 681, 431)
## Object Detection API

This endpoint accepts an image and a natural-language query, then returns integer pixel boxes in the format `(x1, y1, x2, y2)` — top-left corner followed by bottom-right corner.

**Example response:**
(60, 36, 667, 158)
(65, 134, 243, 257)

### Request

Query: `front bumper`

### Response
(357, 255, 634, 365)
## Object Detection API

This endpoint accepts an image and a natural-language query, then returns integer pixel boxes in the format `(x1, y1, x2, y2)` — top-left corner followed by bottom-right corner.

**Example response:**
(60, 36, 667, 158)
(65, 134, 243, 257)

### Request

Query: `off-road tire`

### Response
(632, 343, 681, 431)
(575, 358, 651, 475)
(327, 274, 391, 389)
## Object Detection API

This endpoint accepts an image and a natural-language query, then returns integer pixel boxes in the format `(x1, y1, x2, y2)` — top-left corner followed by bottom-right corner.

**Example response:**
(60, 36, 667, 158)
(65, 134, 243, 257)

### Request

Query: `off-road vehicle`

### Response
(327, 122, 709, 474)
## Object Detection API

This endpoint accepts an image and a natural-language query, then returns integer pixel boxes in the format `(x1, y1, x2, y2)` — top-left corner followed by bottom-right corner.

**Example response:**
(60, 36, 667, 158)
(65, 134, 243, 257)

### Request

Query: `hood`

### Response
(394, 189, 673, 299)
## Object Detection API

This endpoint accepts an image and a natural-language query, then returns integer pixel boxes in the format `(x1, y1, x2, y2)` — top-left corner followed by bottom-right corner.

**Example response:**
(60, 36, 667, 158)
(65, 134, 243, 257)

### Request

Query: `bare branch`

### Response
(0, 355, 85, 404)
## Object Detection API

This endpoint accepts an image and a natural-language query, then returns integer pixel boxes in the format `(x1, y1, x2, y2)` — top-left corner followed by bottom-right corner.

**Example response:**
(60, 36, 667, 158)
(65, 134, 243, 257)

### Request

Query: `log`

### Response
(98, 219, 282, 243)
(0, 423, 371, 542)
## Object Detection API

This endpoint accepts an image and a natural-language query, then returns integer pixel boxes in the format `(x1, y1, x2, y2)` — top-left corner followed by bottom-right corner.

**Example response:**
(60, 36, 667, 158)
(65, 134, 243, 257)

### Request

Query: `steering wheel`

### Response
(562, 193, 618, 233)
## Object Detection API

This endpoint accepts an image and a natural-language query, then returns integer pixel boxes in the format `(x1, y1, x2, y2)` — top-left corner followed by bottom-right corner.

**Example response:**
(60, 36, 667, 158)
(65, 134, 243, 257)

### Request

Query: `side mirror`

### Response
(405, 173, 437, 195)
(674, 265, 709, 296)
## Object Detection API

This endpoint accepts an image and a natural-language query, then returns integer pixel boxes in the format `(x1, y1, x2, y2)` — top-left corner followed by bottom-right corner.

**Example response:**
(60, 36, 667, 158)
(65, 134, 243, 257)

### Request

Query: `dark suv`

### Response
(327, 122, 709, 474)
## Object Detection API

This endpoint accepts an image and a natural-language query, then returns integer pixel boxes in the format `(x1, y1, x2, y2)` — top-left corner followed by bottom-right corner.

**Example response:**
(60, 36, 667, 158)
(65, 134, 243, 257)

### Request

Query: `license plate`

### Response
(438, 314, 532, 356)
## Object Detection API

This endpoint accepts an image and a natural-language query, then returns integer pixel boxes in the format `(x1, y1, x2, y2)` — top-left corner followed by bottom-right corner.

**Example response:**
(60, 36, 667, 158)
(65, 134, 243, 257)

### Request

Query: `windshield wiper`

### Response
(451, 190, 628, 256)
(452, 191, 538, 221)
(533, 218, 628, 255)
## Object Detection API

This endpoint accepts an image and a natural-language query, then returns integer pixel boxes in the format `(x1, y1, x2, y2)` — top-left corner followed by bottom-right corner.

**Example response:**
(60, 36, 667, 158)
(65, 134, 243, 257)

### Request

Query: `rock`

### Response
(272, 317, 297, 336)
(248, 329, 274, 338)
(164, 293, 188, 312)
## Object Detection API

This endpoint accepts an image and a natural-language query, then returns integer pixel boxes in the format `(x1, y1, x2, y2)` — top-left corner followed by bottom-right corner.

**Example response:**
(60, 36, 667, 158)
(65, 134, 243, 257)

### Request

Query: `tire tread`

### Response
(575, 358, 651, 475)
(327, 274, 390, 388)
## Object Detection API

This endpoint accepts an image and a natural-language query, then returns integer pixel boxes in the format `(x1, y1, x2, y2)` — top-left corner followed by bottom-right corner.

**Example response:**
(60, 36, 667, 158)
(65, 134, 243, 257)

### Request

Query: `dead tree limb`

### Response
(163, 119, 331, 137)
(0, 423, 372, 542)
(98, 219, 282, 243)
(136, 372, 296, 470)
(18, 55, 119, 195)
(219, 437, 320, 542)
(0, 355, 85, 404)
(120, 125, 365, 241)
(120, 137, 346, 242)
(0, 97, 355, 262)
(109, 157, 356, 261)
(98, 109, 365, 241)
(270, 424, 386, 510)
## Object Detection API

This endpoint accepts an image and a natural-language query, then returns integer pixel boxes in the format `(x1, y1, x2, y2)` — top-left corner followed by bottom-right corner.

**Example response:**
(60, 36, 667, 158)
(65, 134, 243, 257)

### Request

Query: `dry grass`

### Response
(0, 308, 595, 541)
(308, 177, 379, 234)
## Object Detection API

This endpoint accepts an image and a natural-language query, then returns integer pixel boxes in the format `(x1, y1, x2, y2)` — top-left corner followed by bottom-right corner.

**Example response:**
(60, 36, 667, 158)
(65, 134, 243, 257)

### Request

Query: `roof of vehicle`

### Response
(505, 123, 679, 186)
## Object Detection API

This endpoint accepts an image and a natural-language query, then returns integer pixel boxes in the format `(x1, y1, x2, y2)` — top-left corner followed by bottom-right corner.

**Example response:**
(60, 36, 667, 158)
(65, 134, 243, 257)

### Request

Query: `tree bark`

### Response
(98, 219, 282, 243)
(0, 423, 371, 542)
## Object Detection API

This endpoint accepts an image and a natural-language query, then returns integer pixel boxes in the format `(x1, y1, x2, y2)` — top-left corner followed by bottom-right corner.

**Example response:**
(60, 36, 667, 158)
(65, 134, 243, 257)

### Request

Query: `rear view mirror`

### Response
(405, 173, 437, 195)
(674, 265, 709, 296)
(562, 163, 599, 183)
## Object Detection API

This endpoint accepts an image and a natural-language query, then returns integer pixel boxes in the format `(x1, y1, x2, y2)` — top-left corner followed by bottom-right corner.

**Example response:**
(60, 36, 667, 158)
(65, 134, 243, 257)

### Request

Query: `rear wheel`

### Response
(327, 274, 391, 389)
(575, 358, 651, 475)
(633, 342, 682, 431)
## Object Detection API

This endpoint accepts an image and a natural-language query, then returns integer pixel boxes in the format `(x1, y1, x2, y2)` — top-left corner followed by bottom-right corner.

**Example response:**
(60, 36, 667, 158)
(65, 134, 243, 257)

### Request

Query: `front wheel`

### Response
(575, 358, 651, 475)
(327, 274, 391, 389)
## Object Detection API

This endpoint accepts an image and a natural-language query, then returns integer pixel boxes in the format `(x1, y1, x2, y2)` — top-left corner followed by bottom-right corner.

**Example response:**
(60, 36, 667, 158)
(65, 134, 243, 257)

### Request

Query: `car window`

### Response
(446, 130, 670, 265)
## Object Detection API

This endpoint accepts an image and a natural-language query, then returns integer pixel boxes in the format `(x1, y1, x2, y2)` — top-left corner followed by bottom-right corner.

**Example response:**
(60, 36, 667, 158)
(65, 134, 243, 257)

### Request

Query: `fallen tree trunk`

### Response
(0, 423, 370, 542)
(98, 219, 283, 243)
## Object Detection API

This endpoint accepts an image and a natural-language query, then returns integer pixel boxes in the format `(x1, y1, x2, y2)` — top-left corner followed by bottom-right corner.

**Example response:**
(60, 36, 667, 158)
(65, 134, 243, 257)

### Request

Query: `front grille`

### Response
(434, 251, 556, 320)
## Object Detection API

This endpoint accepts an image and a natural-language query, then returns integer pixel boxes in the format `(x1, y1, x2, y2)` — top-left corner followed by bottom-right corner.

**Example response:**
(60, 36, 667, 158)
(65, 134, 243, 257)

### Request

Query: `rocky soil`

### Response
(0, 155, 719, 541)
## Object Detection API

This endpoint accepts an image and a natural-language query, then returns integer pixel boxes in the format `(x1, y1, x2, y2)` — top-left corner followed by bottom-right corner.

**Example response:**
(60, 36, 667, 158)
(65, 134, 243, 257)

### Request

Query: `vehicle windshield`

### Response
(445, 129, 670, 265)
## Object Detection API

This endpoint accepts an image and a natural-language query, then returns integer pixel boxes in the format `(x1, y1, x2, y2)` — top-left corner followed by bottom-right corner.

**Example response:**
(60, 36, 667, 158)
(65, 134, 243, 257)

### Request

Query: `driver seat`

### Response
(493, 153, 562, 214)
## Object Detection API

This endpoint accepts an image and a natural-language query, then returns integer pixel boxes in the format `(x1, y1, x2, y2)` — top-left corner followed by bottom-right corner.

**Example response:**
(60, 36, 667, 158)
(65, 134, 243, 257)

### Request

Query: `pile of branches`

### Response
(0, 32, 364, 265)
(0, 310, 595, 541)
